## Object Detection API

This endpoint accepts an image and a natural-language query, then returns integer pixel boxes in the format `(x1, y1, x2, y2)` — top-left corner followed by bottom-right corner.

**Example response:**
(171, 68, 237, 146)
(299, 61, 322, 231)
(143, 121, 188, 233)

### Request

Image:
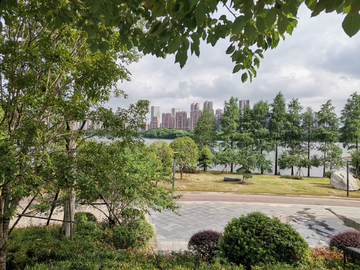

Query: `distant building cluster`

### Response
(148, 99, 250, 131)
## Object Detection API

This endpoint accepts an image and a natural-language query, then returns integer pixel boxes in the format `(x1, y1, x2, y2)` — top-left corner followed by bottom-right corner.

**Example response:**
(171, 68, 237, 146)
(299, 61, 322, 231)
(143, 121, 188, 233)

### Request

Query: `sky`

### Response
(106, 4, 360, 122)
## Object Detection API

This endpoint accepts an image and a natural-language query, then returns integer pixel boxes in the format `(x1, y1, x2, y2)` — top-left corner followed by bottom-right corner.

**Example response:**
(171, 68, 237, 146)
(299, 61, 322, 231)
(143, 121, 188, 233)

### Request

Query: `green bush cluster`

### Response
(219, 212, 311, 269)
(280, 175, 303, 180)
(324, 171, 334, 179)
(74, 211, 97, 223)
(7, 218, 155, 269)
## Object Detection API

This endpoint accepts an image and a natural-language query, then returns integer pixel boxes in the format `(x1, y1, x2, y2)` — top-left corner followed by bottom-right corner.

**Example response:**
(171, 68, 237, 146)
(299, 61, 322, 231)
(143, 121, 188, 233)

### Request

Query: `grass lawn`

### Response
(165, 171, 360, 198)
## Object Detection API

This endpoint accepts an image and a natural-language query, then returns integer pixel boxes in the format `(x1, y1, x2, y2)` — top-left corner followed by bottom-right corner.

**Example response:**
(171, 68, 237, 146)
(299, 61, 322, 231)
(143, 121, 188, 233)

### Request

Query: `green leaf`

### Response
(342, 12, 360, 37)
(278, 16, 288, 35)
(233, 65, 242, 73)
(167, 36, 182, 53)
(265, 8, 277, 27)
(311, 0, 328, 17)
(232, 16, 245, 34)
(90, 1, 101, 13)
(91, 42, 99, 53)
(256, 17, 266, 33)
(305, 0, 317, 10)
(175, 50, 187, 68)
(241, 72, 248, 83)
(244, 24, 257, 42)
(226, 45, 235, 54)
(196, 2, 206, 26)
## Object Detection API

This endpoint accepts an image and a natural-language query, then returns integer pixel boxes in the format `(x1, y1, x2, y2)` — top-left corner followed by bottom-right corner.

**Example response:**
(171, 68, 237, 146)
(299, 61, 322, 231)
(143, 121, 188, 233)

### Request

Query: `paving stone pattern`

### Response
(150, 201, 360, 252)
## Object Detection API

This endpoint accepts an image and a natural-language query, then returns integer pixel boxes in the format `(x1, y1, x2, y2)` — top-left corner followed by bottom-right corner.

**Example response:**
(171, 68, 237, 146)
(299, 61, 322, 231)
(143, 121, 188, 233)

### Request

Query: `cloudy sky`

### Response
(106, 4, 360, 122)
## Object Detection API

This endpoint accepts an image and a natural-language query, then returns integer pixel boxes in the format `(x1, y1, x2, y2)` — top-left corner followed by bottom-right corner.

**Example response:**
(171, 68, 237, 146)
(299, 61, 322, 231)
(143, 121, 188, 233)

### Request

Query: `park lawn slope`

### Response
(166, 172, 360, 198)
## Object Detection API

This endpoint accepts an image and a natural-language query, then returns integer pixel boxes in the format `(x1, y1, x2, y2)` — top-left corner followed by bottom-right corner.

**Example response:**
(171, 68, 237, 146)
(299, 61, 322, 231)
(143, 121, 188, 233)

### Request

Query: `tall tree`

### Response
(193, 108, 217, 150)
(284, 98, 303, 175)
(301, 107, 318, 177)
(197, 145, 213, 173)
(0, 1, 145, 267)
(220, 96, 240, 173)
(340, 92, 360, 151)
(169, 137, 199, 180)
(269, 92, 287, 175)
(251, 100, 271, 174)
(238, 103, 254, 148)
(316, 100, 341, 177)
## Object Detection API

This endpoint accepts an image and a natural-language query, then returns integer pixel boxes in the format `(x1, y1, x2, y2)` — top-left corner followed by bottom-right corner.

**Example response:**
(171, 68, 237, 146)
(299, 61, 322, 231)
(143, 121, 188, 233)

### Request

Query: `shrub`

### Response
(219, 212, 310, 269)
(329, 229, 360, 252)
(324, 171, 334, 179)
(188, 230, 222, 259)
(74, 211, 97, 223)
(127, 219, 154, 247)
(103, 225, 138, 249)
(280, 175, 303, 180)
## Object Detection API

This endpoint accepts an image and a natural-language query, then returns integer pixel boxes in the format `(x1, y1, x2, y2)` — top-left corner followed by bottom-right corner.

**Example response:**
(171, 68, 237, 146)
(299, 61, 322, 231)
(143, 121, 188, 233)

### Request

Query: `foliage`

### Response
(280, 175, 303, 180)
(76, 141, 180, 226)
(340, 92, 360, 151)
(220, 97, 240, 173)
(243, 173, 253, 181)
(279, 149, 311, 176)
(219, 212, 310, 269)
(142, 128, 194, 139)
(269, 92, 287, 175)
(127, 219, 155, 247)
(329, 229, 360, 252)
(74, 212, 97, 223)
(102, 225, 138, 250)
(213, 147, 237, 174)
(198, 146, 213, 173)
(170, 137, 199, 179)
(194, 108, 218, 150)
(310, 247, 343, 269)
(323, 171, 334, 179)
(236, 146, 272, 175)
(188, 230, 222, 260)
(148, 140, 174, 172)
(301, 107, 318, 177)
(350, 150, 360, 178)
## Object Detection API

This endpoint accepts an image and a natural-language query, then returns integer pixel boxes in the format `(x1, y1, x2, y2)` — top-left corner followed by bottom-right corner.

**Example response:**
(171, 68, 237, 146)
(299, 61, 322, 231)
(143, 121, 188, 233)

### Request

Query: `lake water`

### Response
(98, 137, 352, 178)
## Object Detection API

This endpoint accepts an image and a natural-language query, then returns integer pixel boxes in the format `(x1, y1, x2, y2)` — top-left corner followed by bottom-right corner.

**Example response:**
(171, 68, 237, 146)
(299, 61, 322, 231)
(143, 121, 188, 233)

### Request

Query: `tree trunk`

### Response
(62, 121, 77, 237)
(260, 149, 264, 174)
(274, 144, 278, 175)
(307, 135, 310, 177)
(323, 152, 326, 177)
(291, 166, 294, 176)
(0, 181, 11, 270)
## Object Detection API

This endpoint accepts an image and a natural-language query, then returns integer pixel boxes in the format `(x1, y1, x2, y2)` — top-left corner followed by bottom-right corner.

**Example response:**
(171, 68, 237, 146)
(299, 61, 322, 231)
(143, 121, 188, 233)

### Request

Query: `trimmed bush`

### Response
(219, 212, 310, 269)
(103, 225, 138, 250)
(280, 175, 303, 180)
(127, 219, 154, 247)
(329, 229, 360, 252)
(188, 230, 222, 259)
(74, 211, 97, 223)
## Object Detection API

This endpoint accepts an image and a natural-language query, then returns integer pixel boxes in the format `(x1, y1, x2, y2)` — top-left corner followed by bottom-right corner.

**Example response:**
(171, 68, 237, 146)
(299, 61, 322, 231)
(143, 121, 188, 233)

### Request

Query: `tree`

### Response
(169, 137, 199, 179)
(301, 107, 318, 177)
(340, 92, 360, 151)
(198, 146, 213, 173)
(148, 140, 174, 171)
(193, 108, 217, 150)
(2, 1, 359, 82)
(251, 100, 271, 174)
(269, 92, 287, 175)
(284, 98, 303, 175)
(75, 141, 180, 226)
(213, 147, 237, 174)
(279, 149, 311, 176)
(235, 146, 272, 176)
(238, 103, 254, 148)
(316, 100, 340, 177)
(220, 96, 240, 173)
(0, 1, 146, 268)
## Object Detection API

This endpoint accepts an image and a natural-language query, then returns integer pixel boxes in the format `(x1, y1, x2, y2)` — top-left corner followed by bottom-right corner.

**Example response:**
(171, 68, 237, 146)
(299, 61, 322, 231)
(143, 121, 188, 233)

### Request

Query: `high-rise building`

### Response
(203, 100, 214, 115)
(215, 108, 223, 131)
(171, 108, 180, 117)
(150, 116, 159, 129)
(162, 113, 173, 128)
(150, 106, 160, 128)
(175, 111, 187, 129)
(190, 102, 200, 112)
(239, 100, 250, 110)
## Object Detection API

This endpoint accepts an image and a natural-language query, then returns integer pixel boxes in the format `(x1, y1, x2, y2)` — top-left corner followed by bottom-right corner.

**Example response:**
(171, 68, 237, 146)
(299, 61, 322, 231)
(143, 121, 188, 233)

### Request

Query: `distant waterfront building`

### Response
(162, 113, 173, 128)
(203, 100, 214, 115)
(175, 111, 187, 129)
(239, 100, 250, 110)
(150, 106, 160, 128)
(190, 102, 200, 112)
(150, 116, 160, 129)
(171, 108, 180, 117)
(215, 108, 223, 131)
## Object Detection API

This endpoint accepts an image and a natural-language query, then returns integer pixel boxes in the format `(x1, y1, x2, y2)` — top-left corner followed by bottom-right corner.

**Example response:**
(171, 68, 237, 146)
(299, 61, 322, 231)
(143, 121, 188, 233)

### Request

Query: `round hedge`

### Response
(219, 212, 310, 268)
(188, 230, 222, 259)
(127, 218, 154, 247)
(330, 229, 360, 252)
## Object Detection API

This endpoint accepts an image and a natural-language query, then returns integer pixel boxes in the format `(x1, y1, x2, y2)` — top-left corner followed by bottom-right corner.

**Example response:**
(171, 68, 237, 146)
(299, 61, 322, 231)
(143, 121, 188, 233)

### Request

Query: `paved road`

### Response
(150, 192, 360, 252)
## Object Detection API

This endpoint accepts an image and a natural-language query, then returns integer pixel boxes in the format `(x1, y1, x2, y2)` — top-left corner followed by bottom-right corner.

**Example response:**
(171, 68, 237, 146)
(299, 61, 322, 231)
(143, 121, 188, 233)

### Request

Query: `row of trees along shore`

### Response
(190, 92, 360, 179)
(1, 0, 360, 269)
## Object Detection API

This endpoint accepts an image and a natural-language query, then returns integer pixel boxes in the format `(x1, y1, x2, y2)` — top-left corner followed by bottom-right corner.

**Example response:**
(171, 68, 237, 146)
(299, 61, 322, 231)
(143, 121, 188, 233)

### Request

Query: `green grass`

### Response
(166, 172, 360, 198)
